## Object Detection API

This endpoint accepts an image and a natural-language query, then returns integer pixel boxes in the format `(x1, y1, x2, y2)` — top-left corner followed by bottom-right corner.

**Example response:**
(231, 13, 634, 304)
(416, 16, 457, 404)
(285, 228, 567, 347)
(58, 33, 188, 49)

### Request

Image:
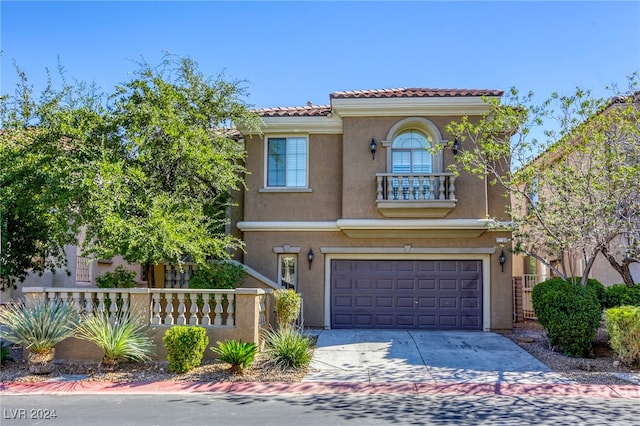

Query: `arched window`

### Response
(391, 130, 432, 174)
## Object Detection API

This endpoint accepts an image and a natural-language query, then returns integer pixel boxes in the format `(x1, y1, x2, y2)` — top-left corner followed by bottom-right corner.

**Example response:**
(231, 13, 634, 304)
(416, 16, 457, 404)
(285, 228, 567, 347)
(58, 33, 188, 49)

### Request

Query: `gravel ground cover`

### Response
(1, 323, 638, 385)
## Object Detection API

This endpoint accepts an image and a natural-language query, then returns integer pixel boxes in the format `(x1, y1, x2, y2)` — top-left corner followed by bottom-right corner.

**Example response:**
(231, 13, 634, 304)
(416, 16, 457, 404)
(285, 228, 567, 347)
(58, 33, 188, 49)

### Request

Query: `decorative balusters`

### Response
(96, 293, 106, 315)
(226, 295, 235, 326)
(151, 293, 162, 325)
(189, 293, 199, 325)
(32, 288, 262, 330)
(448, 175, 456, 200)
(164, 294, 175, 325)
(377, 173, 455, 201)
(108, 291, 118, 322)
(201, 293, 212, 326)
(213, 294, 224, 326)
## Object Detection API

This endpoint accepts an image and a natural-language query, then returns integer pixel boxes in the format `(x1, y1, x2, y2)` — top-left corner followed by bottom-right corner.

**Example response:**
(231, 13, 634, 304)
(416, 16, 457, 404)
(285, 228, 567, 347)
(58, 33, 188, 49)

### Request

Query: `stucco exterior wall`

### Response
(240, 230, 512, 330)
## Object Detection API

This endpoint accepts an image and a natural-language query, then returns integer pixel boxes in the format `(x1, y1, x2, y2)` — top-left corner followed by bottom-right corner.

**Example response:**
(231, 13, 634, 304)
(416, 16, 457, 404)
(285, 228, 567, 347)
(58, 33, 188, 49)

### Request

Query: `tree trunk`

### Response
(602, 248, 637, 287)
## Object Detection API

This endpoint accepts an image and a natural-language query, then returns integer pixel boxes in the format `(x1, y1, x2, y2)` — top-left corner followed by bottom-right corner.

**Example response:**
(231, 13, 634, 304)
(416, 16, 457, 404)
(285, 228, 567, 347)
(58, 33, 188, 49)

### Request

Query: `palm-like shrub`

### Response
(0, 299, 79, 373)
(263, 327, 312, 369)
(211, 339, 258, 374)
(75, 310, 154, 370)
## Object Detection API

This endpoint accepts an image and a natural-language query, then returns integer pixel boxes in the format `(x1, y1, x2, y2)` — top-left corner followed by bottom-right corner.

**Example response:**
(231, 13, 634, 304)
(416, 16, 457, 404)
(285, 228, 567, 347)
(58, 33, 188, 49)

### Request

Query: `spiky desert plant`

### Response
(263, 326, 312, 369)
(211, 339, 258, 374)
(75, 309, 154, 369)
(0, 299, 79, 373)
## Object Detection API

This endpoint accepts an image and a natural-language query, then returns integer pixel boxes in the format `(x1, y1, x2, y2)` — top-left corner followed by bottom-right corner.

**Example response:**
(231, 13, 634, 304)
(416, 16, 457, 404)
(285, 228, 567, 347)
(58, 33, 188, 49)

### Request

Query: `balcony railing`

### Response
(375, 173, 457, 217)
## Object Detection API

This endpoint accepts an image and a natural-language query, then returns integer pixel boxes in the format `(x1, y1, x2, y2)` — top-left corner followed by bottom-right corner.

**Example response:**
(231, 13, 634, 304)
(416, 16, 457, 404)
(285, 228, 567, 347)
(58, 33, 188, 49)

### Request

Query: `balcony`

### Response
(375, 172, 457, 218)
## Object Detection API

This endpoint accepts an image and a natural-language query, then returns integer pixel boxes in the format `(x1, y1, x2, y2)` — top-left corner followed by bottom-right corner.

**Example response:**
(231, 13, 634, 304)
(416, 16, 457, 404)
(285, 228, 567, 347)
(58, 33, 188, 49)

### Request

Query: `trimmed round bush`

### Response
(532, 277, 602, 358)
(162, 326, 209, 373)
(601, 284, 640, 309)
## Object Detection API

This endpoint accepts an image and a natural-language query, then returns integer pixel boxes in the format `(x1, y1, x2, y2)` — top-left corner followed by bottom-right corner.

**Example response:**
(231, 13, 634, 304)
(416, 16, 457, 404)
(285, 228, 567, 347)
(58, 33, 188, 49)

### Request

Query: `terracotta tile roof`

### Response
(330, 87, 504, 99)
(255, 105, 332, 117)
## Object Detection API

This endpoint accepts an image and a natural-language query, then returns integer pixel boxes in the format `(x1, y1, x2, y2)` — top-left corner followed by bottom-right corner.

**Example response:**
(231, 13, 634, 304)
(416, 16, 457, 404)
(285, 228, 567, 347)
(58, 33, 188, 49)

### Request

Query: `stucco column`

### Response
(128, 288, 151, 324)
(233, 288, 267, 344)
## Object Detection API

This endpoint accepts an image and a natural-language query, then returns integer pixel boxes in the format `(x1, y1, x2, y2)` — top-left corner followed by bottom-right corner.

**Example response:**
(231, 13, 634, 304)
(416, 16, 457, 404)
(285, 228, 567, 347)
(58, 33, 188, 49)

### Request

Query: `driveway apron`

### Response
(303, 330, 572, 384)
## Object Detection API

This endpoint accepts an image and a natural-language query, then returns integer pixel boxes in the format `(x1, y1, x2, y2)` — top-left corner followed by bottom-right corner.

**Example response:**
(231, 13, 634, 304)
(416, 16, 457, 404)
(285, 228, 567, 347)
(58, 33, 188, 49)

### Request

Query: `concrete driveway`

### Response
(303, 330, 572, 384)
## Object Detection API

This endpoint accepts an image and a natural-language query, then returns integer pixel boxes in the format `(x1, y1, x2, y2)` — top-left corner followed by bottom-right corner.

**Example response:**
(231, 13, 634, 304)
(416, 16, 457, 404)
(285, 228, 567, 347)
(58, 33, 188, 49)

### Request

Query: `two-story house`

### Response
(234, 88, 512, 331)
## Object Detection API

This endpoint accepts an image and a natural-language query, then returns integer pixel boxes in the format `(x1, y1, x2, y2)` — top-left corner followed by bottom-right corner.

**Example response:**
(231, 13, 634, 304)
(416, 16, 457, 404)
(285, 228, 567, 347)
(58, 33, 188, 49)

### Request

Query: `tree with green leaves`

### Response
(1, 55, 262, 288)
(81, 55, 262, 285)
(446, 74, 640, 286)
(0, 65, 107, 288)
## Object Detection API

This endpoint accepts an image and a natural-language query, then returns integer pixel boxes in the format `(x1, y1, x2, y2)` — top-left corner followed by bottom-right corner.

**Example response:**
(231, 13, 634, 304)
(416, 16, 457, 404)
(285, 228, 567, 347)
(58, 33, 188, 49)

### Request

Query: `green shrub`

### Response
(162, 326, 209, 373)
(273, 289, 302, 329)
(96, 266, 138, 288)
(211, 339, 258, 373)
(189, 261, 247, 290)
(602, 284, 640, 309)
(532, 277, 602, 357)
(0, 299, 79, 355)
(605, 306, 640, 366)
(584, 278, 605, 305)
(75, 310, 154, 369)
(263, 327, 312, 369)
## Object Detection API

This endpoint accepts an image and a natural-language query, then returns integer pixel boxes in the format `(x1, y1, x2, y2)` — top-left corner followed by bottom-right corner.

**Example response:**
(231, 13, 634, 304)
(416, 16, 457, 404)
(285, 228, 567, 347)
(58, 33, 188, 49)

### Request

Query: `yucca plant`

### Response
(75, 309, 154, 370)
(263, 326, 312, 369)
(0, 299, 79, 374)
(211, 339, 258, 374)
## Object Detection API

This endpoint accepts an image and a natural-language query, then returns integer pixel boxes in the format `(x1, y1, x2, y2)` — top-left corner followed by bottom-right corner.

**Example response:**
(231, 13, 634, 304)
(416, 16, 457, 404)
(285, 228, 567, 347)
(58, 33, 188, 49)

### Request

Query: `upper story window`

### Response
(391, 130, 432, 174)
(267, 136, 307, 187)
(383, 118, 443, 174)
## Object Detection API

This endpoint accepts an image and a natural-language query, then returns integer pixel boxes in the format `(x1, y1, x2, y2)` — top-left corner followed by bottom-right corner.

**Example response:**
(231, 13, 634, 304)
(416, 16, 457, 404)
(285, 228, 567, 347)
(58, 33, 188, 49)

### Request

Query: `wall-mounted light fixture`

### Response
(499, 250, 506, 272)
(307, 248, 314, 270)
(369, 138, 377, 160)
(452, 139, 460, 155)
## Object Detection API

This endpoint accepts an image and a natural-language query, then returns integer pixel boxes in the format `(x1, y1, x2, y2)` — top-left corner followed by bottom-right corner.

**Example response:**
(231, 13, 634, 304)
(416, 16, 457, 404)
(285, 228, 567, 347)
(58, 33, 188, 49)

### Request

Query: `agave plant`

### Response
(0, 299, 79, 374)
(211, 339, 258, 374)
(75, 309, 154, 370)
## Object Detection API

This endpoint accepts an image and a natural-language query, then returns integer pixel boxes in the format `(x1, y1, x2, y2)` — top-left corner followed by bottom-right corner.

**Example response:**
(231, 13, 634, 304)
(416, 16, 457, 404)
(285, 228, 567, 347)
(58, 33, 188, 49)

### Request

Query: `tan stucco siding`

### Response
(243, 134, 342, 221)
(240, 230, 512, 330)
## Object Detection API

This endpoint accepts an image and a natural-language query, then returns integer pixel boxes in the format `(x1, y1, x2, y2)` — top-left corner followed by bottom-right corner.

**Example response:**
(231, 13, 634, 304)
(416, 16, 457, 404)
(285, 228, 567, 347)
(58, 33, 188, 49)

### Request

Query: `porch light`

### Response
(307, 248, 314, 270)
(369, 138, 377, 160)
(452, 139, 460, 155)
(499, 250, 506, 272)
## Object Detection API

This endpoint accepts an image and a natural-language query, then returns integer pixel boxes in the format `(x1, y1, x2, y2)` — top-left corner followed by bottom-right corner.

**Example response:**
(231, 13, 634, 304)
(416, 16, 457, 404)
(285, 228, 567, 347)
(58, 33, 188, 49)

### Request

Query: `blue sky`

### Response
(1, 1, 639, 109)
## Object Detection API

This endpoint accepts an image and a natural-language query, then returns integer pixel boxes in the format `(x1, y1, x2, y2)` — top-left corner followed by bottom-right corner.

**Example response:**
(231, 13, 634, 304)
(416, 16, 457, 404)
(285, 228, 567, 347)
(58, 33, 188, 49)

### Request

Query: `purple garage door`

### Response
(331, 260, 483, 330)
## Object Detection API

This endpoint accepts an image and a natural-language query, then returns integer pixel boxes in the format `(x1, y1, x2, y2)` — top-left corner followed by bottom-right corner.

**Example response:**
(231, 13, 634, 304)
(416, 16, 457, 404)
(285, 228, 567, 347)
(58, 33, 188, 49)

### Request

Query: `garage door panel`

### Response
(375, 279, 394, 290)
(397, 297, 414, 308)
(376, 296, 394, 308)
(331, 260, 482, 330)
(417, 279, 436, 290)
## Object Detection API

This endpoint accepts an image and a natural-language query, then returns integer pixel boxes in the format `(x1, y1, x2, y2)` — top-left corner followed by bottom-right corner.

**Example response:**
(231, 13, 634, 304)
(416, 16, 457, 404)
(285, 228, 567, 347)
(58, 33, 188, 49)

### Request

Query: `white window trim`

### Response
(263, 134, 310, 190)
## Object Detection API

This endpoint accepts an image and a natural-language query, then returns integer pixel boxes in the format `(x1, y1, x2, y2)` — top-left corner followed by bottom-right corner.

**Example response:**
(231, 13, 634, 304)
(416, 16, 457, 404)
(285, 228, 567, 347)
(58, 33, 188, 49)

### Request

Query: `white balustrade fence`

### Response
(22, 287, 269, 329)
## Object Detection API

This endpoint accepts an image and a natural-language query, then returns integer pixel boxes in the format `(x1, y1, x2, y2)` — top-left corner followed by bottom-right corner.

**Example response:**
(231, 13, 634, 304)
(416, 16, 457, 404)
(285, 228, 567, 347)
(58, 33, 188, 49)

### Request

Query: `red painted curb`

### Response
(1, 381, 638, 399)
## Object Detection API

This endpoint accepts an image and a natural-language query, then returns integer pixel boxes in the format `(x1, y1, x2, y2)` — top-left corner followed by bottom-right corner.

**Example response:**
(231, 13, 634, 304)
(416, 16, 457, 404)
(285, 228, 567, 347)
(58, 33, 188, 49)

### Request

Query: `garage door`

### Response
(331, 260, 482, 330)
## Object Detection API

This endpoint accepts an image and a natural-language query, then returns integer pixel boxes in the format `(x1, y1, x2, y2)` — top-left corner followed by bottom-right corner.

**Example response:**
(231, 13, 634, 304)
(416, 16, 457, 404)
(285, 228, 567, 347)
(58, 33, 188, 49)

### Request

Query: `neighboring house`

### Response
(512, 92, 640, 293)
(232, 87, 512, 331)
